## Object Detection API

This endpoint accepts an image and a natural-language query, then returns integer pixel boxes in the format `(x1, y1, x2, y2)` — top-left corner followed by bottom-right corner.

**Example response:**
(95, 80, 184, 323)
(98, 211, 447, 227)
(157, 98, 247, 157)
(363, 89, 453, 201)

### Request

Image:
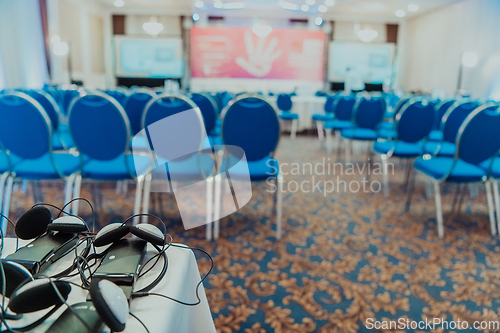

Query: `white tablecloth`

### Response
(1, 238, 216, 333)
(268, 96, 327, 131)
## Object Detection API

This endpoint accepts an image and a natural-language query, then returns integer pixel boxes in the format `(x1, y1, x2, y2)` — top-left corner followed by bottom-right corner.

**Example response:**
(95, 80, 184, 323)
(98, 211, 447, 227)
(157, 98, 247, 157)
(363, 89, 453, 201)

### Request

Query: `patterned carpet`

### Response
(5, 135, 500, 333)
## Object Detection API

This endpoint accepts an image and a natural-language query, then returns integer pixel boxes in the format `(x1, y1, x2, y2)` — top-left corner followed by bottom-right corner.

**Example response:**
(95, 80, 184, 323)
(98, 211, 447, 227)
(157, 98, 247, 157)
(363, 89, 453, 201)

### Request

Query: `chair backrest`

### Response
(396, 99, 435, 143)
(25, 90, 60, 131)
(69, 92, 130, 161)
(433, 100, 455, 130)
(392, 97, 411, 118)
(0, 93, 52, 159)
(190, 93, 218, 136)
(441, 101, 479, 144)
(221, 96, 280, 162)
(123, 89, 156, 136)
(352, 97, 385, 129)
(457, 104, 500, 165)
(324, 96, 336, 114)
(333, 95, 356, 121)
(277, 94, 293, 112)
(105, 90, 128, 106)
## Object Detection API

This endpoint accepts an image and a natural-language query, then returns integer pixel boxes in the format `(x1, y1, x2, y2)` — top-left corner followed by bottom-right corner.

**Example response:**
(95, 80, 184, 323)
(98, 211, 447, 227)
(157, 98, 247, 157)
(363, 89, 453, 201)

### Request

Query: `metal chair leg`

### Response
(316, 121, 324, 142)
(434, 180, 444, 238)
(133, 176, 144, 225)
(141, 173, 152, 223)
(326, 130, 332, 154)
(485, 181, 497, 236)
(493, 180, 500, 233)
(290, 119, 298, 140)
(206, 177, 214, 241)
(276, 173, 283, 240)
(381, 154, 389, 199)
(64, 174, 76, 215)
(71, 174, 82, 215)
(405, 166, 416, 212)
(1, 176, 13, 234)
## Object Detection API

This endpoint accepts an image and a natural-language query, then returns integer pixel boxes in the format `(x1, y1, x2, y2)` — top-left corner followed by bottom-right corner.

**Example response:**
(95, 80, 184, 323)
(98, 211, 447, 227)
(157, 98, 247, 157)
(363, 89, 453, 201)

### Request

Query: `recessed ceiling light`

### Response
(306, 0, 315, 5)
(192, 13, 200, 21)
(301, 4, 309, 11)
(114, 0, 124, 7)
(408, 4, 419, 12)
(214, 1, 223, 8)
(395, 9, 406, 17)
(279, 0, 299, 10)
(194, 1, 204, 8)
(318, 5, 327, 12)
(324, 0, 334, 6)
(314, 16, 323, 26)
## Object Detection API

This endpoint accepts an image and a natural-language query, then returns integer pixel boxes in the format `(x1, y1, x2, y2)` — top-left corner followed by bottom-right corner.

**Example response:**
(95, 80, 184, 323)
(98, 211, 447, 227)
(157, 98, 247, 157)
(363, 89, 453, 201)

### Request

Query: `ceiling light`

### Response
(306, 0, 315, 5)
(143, 17, 164, 36)
(279, 1, 299, 10)
(301, 4, 309, 11)
(214, 1, 223, 8)
(318, 5, 327, 12)
(194, 1, 204, 8)
(324, 0, 334, 6)
(314, 16, 323, 26)
(357, 28, 378, 42)
(192, 13, 200, 21)
(408, 4, 419, 12)
(395, 9, 406, 17)
(222, 1, 246, 9)
(114, 0, 124, 7)
(252, 22, 272, 37)
(462, 52, 478, 68)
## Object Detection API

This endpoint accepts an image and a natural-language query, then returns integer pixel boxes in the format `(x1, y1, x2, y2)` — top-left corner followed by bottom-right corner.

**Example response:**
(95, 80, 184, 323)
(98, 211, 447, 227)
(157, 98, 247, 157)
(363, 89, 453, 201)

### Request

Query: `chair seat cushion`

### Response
(82, 154, 153, 180)
(279, 113, 299, 120)
(379, 121, 394, 129)
(428, 130, 443, 142)
(374, 141, 424, 157)
(14, 153, 80, 179)
(224, 155, 279, 181)
(480, 158, 500, 178)
(154, 153, 215, 182)
(423, 141, 456, 157)
(312, 114, 334, 121)
(324, 120, 353, 130)
(415, 157, 486, 183)
(341, 128, 378, 141)
(377, 129, 396, 139)
(0, 153, 13, 173)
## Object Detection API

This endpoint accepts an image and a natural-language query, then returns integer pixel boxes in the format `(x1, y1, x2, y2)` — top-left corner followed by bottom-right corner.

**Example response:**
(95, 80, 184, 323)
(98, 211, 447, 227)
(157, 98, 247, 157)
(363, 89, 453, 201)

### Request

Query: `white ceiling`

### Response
(102, 0, 465, 22)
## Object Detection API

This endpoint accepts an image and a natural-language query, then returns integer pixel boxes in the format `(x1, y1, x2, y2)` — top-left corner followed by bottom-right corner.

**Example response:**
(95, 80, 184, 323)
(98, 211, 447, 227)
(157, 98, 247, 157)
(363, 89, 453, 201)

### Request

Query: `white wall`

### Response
(402, 0, 500, 100)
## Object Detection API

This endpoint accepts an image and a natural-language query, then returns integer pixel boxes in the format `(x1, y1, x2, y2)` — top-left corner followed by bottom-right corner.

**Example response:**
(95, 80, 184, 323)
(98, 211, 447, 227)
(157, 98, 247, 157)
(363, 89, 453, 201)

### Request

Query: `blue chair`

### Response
(142, 94, 215, 235)
(411, 104, 500, 238)
(374, 99, 435, 199)
(105, 88, 129, 106)
(277, 94, 298, 139)
(340, 97, 386, 162)
(123, 89, 156, 136)
(423, 101, 479, 157)
(379, 96, 411, 132)
(324, 95, 356, 153)
(191, 93, 221, 145)
(216, 95, 282, 239)
(428, 100, 455, 142)
(60, 88, 80, 115)
(25, 90, 74, 150)
(0, 93, 81, 232)
(68, 92, 154, 219)
(312, 95, 336, 141)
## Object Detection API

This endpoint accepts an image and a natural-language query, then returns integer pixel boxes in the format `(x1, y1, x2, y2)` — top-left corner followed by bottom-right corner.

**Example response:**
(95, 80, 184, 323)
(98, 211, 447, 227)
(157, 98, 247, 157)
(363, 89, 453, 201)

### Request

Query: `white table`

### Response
(0, 238, 216, 333)
(268, 96, 327, 131)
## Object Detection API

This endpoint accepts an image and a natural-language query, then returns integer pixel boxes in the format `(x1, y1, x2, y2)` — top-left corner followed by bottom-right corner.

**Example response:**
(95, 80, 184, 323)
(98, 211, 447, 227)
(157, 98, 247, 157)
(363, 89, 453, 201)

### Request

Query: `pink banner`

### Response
(190, 26, 325, 81)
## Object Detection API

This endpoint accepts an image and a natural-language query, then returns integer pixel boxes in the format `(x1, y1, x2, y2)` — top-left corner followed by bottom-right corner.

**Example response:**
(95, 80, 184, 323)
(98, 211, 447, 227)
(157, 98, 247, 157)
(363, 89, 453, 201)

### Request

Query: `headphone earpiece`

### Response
(130, 224, 165, 246)
(15, 207, 52, 240)
(8, 278, 71, 313)
(89, 279, 129, 332)
(0, 260, 34, 298)
(94, 224, 130, 248)
(47, 216, 88, 234)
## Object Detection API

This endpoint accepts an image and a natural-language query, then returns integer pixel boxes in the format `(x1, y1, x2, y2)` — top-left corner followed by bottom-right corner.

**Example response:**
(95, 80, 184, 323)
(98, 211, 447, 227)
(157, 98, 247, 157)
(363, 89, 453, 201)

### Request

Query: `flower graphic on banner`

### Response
(236, 31, 283, 78)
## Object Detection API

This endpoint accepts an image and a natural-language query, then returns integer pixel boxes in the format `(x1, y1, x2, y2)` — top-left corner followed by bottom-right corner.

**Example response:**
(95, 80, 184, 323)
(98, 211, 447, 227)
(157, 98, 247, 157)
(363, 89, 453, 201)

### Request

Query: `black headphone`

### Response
(6, 278, 129, 332)
(93, 223, 165, 248)
(15, 206, 88, 240)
